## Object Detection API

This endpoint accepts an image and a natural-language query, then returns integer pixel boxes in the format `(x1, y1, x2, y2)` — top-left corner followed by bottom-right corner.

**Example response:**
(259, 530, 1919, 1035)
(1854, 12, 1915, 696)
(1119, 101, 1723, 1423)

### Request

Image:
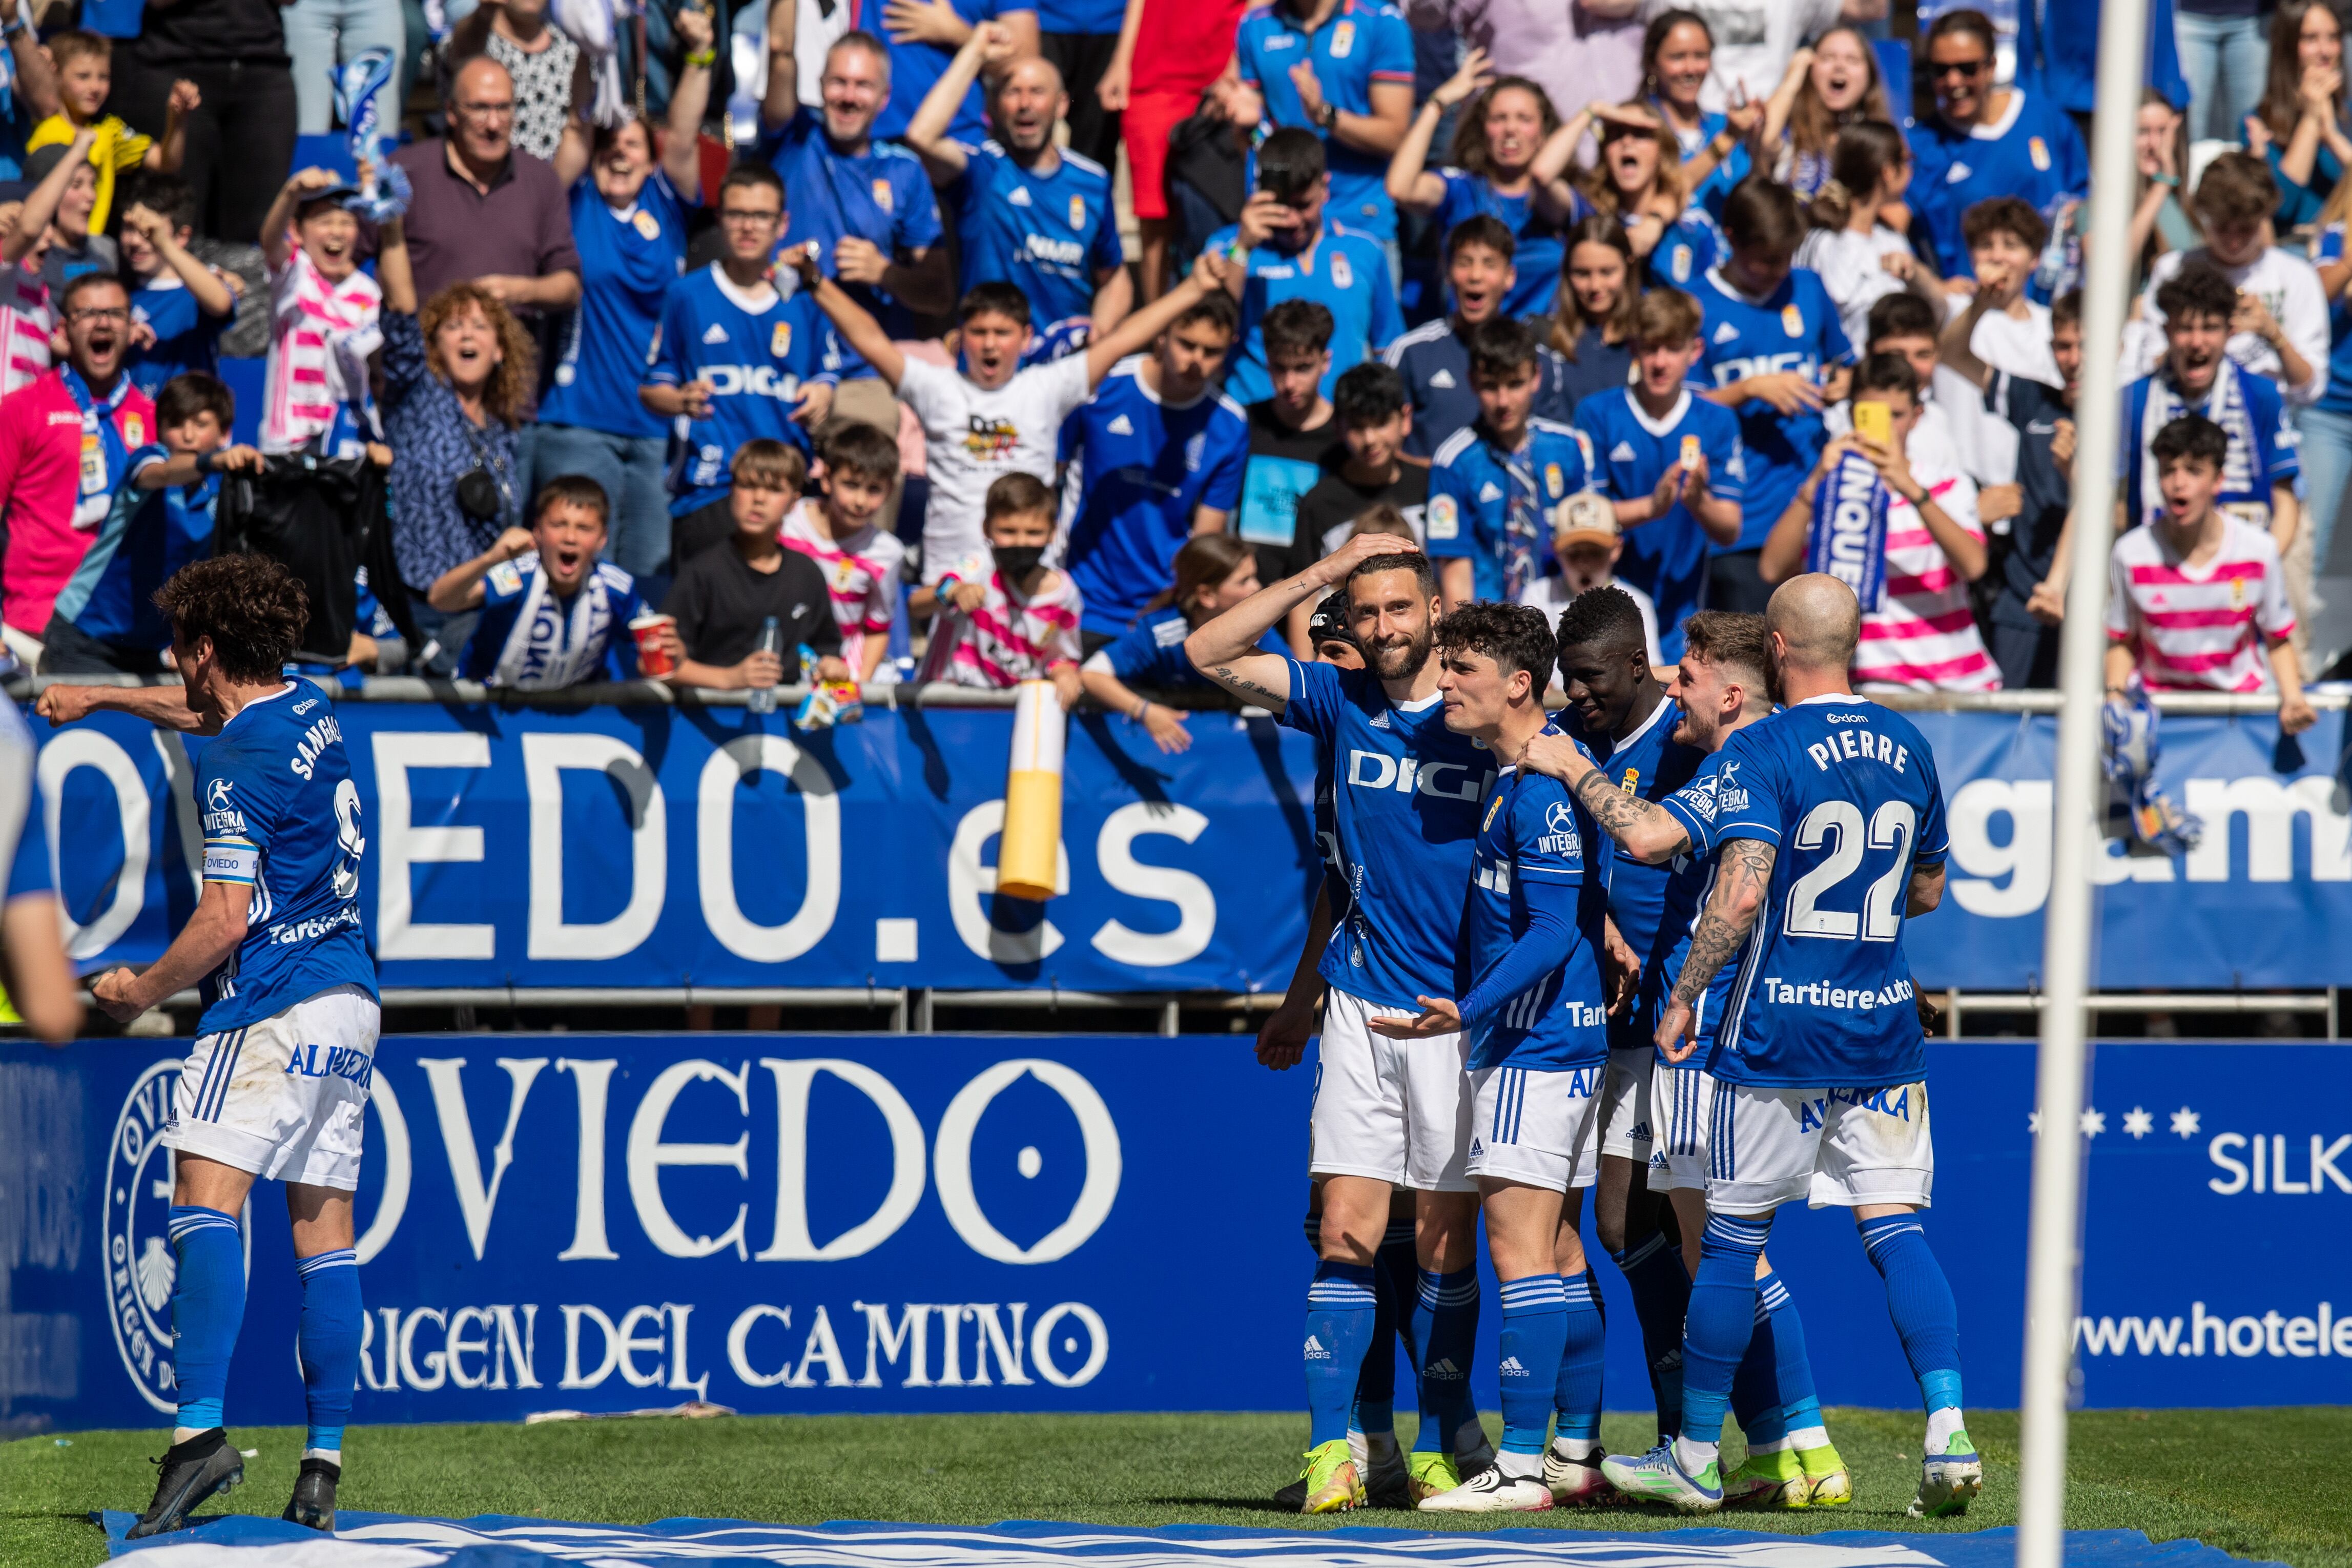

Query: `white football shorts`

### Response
(1598, 1045, 1656, 1161)
(1704, 1079, 1935, 1214)
(162, 984, 381, 1191)
(1310, 986, 1475, 1192)
(1466, 1061, 1603, 1194)
(1646, 1059, 1718, 1192)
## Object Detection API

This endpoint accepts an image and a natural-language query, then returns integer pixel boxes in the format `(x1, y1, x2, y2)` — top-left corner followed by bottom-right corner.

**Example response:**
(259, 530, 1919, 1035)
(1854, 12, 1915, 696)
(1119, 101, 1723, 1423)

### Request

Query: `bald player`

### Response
(1591, 575, 1976, 1521)
(904, 21, 1132, 360)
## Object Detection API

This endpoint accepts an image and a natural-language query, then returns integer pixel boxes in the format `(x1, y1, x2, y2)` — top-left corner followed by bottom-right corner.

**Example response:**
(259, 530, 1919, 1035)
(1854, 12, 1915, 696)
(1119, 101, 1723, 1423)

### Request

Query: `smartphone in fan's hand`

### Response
(1853, 400, 1893, 447)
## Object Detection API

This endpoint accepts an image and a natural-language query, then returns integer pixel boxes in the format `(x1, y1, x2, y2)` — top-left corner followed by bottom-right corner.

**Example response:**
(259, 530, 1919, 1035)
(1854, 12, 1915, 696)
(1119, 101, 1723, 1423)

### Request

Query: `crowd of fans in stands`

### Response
(0, 0, 2337, 715)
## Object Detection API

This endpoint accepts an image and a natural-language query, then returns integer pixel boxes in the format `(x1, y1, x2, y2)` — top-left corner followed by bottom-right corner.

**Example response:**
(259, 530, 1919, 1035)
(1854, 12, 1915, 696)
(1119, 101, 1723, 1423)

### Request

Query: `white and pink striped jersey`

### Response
(780, 499, 905, 672)
(2105, 515, 2294, 692)
(919, 563, 1083, 690)
(0, 261, 52, 400)
(261, 248, 382, 453)
(1850, 456, 2001, 693)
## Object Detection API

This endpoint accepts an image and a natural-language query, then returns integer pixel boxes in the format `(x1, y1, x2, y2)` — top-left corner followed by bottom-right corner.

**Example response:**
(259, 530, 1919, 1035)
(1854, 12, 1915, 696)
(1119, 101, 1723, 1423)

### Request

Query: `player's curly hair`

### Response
(1435, 600, 1556, 683)
(1553, 584, 1646, 657)
(153, 554, 308, 683)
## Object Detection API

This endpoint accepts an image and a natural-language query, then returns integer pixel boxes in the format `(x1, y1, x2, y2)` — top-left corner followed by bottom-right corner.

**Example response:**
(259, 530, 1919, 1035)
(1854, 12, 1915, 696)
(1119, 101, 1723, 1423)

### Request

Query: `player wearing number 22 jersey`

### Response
(1604, 670, 1979, 1522)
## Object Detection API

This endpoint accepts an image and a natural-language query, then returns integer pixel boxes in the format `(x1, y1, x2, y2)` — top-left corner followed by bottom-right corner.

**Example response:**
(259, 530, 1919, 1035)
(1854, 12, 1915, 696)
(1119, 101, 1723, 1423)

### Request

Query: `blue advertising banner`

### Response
(19, 700, 2351, 994)
(6, 1034, 2348, 1434)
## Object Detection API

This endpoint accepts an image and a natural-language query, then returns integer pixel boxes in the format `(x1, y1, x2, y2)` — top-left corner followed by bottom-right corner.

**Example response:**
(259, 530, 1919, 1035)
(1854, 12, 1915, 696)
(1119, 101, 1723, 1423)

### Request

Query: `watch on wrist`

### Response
(1317, 100, 1338, 131)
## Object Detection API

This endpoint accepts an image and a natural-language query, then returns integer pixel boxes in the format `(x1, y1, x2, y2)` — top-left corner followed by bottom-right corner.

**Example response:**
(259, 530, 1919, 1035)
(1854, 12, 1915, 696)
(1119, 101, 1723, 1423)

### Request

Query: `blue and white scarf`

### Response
(1806, 448, 1889, 612)
(61, 366, 133, 531)
(1499, 445, 1542, 603)
(487, 553, 627, 690)
(2137, 357, 2257, 525)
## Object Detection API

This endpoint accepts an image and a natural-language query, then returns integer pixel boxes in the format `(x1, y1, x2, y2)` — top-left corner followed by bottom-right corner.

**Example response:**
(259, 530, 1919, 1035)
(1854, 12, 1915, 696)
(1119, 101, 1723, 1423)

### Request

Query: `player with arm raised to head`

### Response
(38, 555, 380, 1538)
(1522, 607, 1852, 1510)
(1588, 574, 1972, 1518)
(1188, 534, 1497, 1513)
(1368, 601, 1615, 1513)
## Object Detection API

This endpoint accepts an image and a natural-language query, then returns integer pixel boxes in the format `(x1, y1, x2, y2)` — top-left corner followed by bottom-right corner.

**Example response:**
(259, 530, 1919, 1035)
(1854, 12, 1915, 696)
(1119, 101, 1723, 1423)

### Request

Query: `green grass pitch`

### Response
(5, 1409, 2347, 1568)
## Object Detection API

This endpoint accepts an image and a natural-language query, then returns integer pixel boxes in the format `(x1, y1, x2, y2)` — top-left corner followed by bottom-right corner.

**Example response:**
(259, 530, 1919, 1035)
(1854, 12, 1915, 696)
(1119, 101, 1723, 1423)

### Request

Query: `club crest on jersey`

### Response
(1330, 251, 1353, 290)
(2232, 578, 2246, 609)
(1670, 244, 1692, 282)
(872, 178, 894, 213)
(2029, 136, 2050, 172)
(633, 209, 662, 241)
(1069, 195, 1086, 229)
(1544, 463, 1564, 498)
(1427, 493, 1460, 539)
(1781, 304, 1804, 337)
(1620, 767, 1639, 794)
(122, 412, 145, 446)
(1331, 18, 1354, 55)
(771, 321, 792, 358)
(1483, 793, 1504, 831)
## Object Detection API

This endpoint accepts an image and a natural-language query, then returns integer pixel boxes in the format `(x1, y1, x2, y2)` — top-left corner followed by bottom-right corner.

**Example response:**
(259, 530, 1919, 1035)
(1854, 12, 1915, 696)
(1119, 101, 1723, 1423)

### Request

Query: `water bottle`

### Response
(748, 615, 782, 714)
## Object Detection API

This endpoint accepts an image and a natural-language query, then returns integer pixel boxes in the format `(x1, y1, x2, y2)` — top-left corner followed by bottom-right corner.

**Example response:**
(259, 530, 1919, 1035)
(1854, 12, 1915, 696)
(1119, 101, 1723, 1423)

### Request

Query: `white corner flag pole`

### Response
(2017, 0, 2150, 1559)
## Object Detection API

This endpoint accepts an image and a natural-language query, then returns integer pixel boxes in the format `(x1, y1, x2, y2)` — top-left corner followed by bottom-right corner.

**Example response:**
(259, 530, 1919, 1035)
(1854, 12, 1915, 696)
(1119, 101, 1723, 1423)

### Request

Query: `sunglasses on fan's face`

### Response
(1931, 56, 1988, 80)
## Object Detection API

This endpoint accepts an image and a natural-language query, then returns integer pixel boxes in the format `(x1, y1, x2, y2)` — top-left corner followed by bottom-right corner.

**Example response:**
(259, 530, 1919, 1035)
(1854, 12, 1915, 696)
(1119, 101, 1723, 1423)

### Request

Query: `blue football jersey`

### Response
(645, 264, 841, 515)
(1234, 0, 1415, 241)
(1678, 696, 1949, 1089)
(1383, 319, 1578, 461)
(1907, 88, 2089, 279)
(53, 446, 216, 648)
(843, 0, 1028, 146)
(2118, 366, 2301, 526)
(1059, 359, 1252, 634)
(955, 143, 1124, 342)
(1563, 696, 1701, 1007)
(1087, 606, 1287, 688)
(1433, 169, 1566, 320)
(1690, 264, 1853, 552)
(1645, 205, 1729, 293)
(768, 106, 945, 360)
(1456, 730, 1613, 1071)
(194, 678, 379, 1033)
(126, 274, 229, 398)
(541, 172, 686, 439)
(1425, 417, 1595, 601)
(1645, 740, 1768, 1065)
(1575, 387, 1746, 658)
(1278, 658, 1496, 1007)
(1212, 223, 1404, 406)
(1669, 107, 1749, 217)
(458, 554, 647, 689)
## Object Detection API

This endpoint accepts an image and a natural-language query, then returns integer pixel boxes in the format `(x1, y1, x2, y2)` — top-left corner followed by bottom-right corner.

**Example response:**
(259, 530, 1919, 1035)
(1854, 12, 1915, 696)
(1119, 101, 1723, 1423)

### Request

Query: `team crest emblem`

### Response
(872, 178, 894, 213)
(2029, 136, 2051, 172)
(122, 413, 145, 447)
(633, 209, 662, 241)
(772, 321, 792, 358)
(2232, 579, 2246, 609)
(1484, 794, 1504, 830)
(1781, 304, 1804, 337)
(1331, 18, 1355, 55)
(1670, 244, 1691, 282)
(1620, 767, 1639, 795)
(1069, 195, 1085, 229)
(1330, 252, 1353, 290)
(105, 1059, 240, 1414)
(1544, 463, 1563, 498)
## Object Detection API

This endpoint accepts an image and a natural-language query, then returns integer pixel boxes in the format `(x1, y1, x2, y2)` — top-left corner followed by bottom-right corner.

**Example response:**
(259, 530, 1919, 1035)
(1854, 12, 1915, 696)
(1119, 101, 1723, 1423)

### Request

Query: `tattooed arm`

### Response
(1519, 731, 1692, 862)
(1186, 531, 1418, 712)
(1655, 836, 1776, 1062)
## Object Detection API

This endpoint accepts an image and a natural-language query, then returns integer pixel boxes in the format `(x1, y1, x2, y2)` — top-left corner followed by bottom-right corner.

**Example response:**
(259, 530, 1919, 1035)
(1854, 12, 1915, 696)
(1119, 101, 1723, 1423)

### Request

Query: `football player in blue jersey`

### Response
(641, 163, 842, 562)
(1526, 605, 1854, 1509)
(904, 23, 1131, 361)
(41, 555, 380, 1537)
(1580, 575, 1974, 1519)
(1370, 601, 1616, 1512)
(1385, 218, 1577, 460)
(1426, 316, 1594, 607)
(1212, 128, 1405, 406)
(1189, 533, 1498, 1512)
(1692, 177, 1854, 614)
(1576, 288, 1745, 660)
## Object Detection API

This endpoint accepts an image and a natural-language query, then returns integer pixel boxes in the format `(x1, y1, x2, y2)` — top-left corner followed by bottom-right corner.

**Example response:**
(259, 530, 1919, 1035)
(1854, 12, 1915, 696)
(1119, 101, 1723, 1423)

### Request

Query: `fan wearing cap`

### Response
(257, 167, 383, 461)
(1514, 493, 1664, 670)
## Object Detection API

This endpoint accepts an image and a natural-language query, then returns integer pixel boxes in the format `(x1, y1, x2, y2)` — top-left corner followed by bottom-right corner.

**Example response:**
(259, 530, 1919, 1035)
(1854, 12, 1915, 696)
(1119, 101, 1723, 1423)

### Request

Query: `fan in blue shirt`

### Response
(1212, 129, 1403, 406)
(1576, 292, 1746, 657)
(1426, 316, 1595, 604)
(1689, 193, 1854, 572)
(120, 187, 237, 398)
(1388, 59, 1579, 320)
(900, 28, 1129, 361)
(45, 374, 255, 675)
(1232, 0, 1416, 243)
(1384, 217, 1576, 459)
(1906, 12, 2088, 280)
(1058, 303, 1250, 638)
(827, 0, 1038, 147)
(759, 25, 950, 365)
(541, 168, 688, 444)
(641, 168, 839, 520)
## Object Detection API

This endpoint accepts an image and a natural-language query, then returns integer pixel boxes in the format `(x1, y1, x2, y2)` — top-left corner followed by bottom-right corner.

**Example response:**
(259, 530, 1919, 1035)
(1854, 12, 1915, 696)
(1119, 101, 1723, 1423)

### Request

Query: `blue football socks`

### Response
(1495, 1274, 1567, 1458)
(166, 1206, 246, 1438)
(1613, 1229, 1691, 1439)
(1678, 1210, 1772, 1453)
(1412, 1266, 1480, 1453)
(1553, 1268, 1606, 1458)
(295, 1248, 363, 1458)
(1305, 1261, 1378, 1448)
(1860, 1213, 1965, 1438)
(1353, 1219, 1417, 1439)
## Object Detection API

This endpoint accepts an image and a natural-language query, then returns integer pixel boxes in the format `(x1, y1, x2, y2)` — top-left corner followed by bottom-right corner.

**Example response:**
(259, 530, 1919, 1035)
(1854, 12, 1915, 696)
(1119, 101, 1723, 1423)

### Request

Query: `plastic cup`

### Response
(630, 613, 677, 678)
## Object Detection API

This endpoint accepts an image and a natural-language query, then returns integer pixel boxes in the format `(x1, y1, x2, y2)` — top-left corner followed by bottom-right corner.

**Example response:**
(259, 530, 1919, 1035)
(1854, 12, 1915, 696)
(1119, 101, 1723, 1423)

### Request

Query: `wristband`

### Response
(1135, 699, 1151, 722)
(195, 448, 217, 477)
(2153, 172, 2179, 187)
(936, 572, 962, 596)
(684, 47, 716, 67)
(2, 18, 24, 37)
